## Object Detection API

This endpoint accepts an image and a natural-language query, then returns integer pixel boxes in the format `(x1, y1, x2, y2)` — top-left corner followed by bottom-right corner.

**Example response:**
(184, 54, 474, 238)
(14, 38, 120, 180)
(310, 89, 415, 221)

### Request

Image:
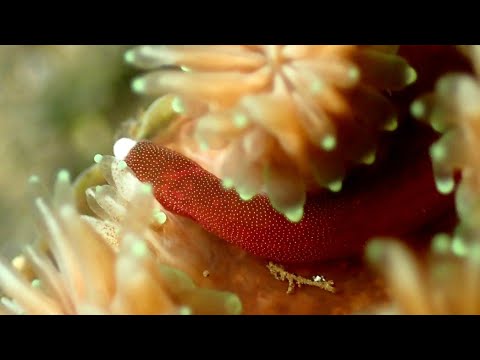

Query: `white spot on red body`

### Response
(114, 138, 138, 161)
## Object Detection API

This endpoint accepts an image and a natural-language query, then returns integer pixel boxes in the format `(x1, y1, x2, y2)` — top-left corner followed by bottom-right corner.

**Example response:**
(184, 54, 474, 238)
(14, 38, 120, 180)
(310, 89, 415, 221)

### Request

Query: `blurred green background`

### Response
(0, 45, 147, 256)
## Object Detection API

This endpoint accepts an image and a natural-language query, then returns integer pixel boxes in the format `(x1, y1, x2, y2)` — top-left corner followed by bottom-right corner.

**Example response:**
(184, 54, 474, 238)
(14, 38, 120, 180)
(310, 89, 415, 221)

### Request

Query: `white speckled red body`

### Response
(125, 130, 453, 263)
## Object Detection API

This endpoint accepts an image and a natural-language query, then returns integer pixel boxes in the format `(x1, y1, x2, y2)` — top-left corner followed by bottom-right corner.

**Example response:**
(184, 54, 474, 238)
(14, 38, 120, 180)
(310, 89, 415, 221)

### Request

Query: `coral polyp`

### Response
(7, 45, 480, 315)
(365, 46, 480, 314)
(411, 46, 480, 217)
(125, 45, 417, 217)
(367, 235, 480, 314)
(0, 161, 242, 315)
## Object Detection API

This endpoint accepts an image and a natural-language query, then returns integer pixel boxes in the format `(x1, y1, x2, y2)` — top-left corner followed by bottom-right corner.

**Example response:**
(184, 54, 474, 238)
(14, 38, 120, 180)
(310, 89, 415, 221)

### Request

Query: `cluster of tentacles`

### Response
(0, 159, 241, 314)
(3, 45, 480, 315)
(125, 45, 417, 219)
(367, 45, 480, 314)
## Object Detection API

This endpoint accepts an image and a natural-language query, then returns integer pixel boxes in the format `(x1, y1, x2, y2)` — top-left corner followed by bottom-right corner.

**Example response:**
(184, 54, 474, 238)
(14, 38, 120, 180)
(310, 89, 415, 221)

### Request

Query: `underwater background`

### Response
(0, 46, 142, 256)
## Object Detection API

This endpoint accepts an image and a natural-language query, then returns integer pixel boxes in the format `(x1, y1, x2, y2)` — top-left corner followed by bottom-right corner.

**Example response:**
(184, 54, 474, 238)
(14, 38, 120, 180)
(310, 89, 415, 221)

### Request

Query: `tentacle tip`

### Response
(361, 151, 376, 165)
(57, 169, 71, 183)
(140, 183, 153, 195)
(284, 207, 304, 223)
(365, 239, 386, 265)
(238, 188, 255, 201)
(383, 116, 398, 131)
(131, 77, 146, 94)
(311, 79, 325, 94)
(233, 112, 249, 129)
(28, 175, 40, 185)
(131, 240, 149, 258)
(118, 160, 128, 170)
(31, 279, 41, 288)
(327, 179, 343, 192)
(199, 141, 209, 151)
(93, 154, 104, 164)
(451, 236, 468, 257)
(59, 205, 76, 218)
(435, 176, 455, 195)
(321, 134, 337, 152)
(405, 66, 417, 86)
(410, 100, 425, 119)
(348, 66, 360, 82)
(171, 96, 185, 114)
(153, 209, 167, 225)
(179, 306, 193, 315)
(225, 294, 243, 315)
(11, 255, 27, 271)
(430, 142, 447, 162)
(124, 49, 135, 64)
(431, 117, 447, 133)
(222, 178, 234, 189)
(431, 233, 451, 254)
